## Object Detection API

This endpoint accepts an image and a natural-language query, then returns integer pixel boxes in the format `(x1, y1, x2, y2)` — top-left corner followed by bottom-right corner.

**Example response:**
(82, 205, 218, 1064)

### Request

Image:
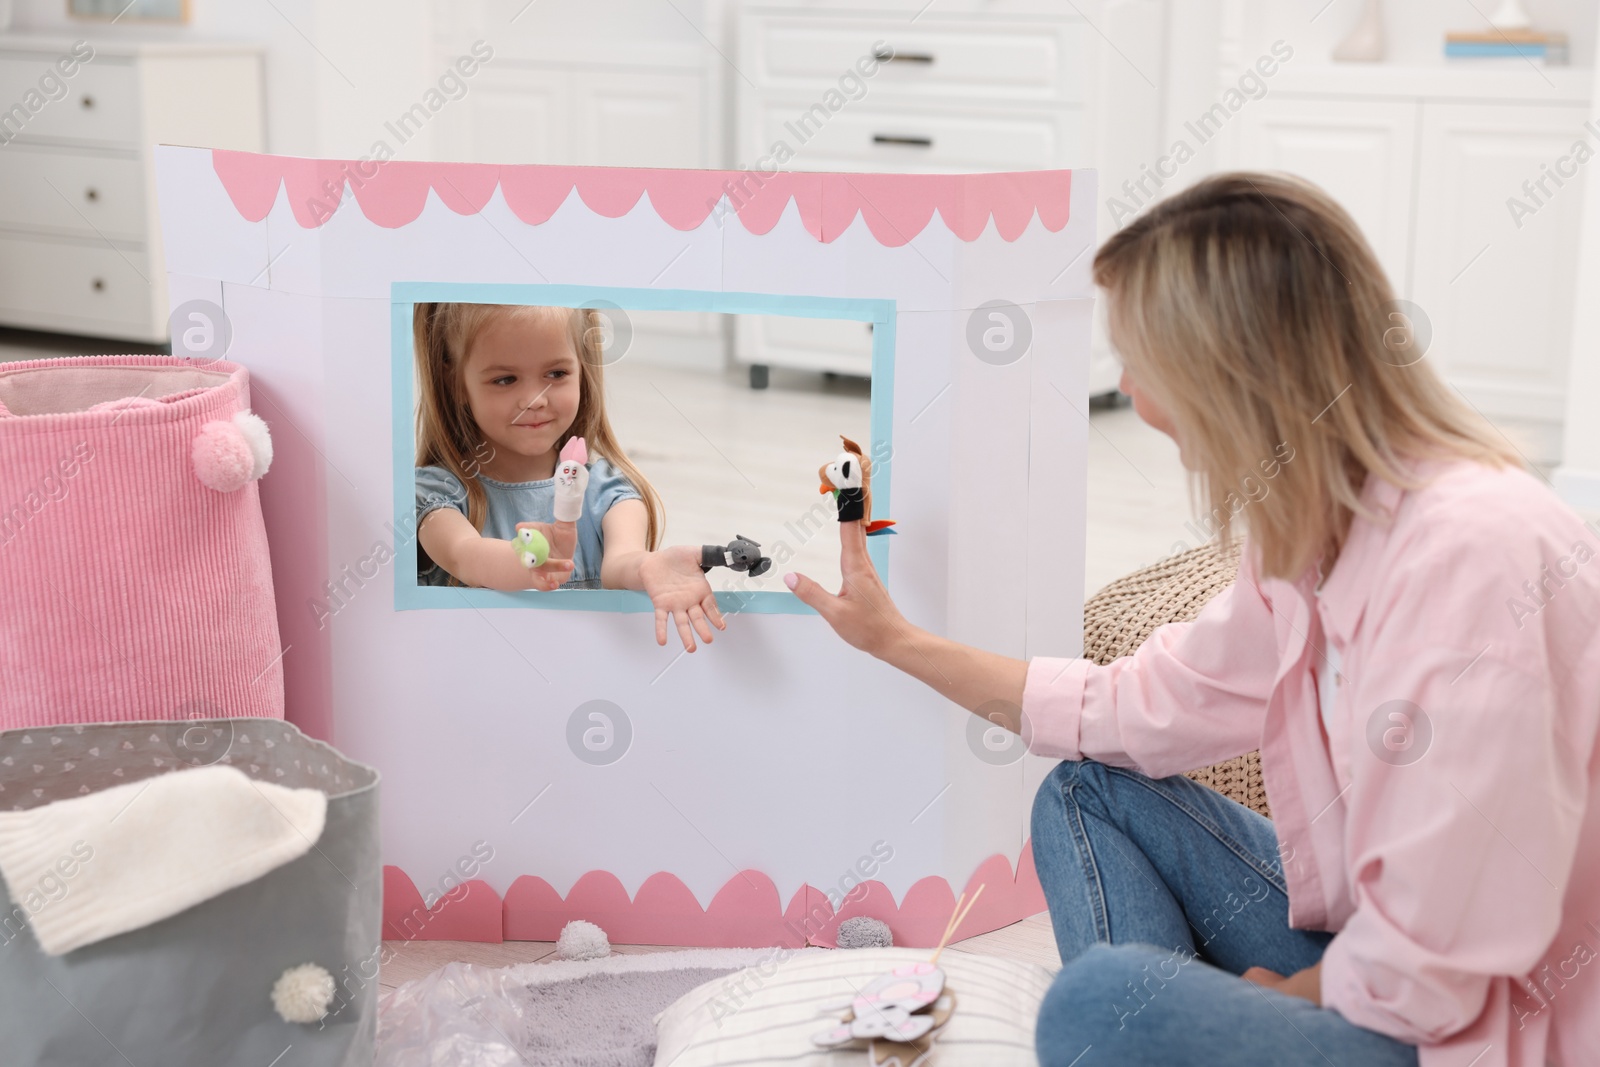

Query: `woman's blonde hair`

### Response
(413, 302, 663, 551)
(1094, 171, 1523, 580)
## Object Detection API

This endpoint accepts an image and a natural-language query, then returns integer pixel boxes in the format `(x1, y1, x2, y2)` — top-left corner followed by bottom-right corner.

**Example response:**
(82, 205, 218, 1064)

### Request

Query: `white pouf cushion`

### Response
(654, 947, 1053, 1066)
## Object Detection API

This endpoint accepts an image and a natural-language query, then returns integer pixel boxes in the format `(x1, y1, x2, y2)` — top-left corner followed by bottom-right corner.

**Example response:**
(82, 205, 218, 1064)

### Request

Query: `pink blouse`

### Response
(1023, 459, 1600, 1067)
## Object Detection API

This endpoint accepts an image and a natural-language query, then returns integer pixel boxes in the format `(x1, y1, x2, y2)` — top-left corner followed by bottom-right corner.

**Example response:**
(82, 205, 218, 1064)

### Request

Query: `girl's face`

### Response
(459, 309, 581, 476)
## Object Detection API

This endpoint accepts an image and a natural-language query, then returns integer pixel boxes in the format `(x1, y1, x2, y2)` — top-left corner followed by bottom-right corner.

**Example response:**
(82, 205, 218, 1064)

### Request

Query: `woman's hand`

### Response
(784, 520, 908, 658)
(513, 521, 576, 592)
(639, 545, 727, 652)
(786, 519, 1030, 726)
(1241, 962, 1322, 1005)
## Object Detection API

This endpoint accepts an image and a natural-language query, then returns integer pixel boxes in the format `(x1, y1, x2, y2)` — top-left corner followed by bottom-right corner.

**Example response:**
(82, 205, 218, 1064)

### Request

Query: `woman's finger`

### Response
(703, 593, 727, 630)
(838, 519, 868, 568)
(655, 607, 669, 647)
(784, 571, 836, 618)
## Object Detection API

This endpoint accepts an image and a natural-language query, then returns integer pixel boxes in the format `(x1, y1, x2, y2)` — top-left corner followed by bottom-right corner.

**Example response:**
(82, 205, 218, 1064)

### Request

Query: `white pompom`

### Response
(556, 919, 611, 960)
(271, 962, 336, 1024)
(232, 409, 273, 480)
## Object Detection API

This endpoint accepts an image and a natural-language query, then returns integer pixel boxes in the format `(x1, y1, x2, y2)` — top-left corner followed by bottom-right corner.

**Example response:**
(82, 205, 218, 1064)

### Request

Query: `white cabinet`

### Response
(1236, 97, 1419, 294)
(437, 67, 708, 170)
(1413, 103, 1588, 451)
(434, 57, 725, 370)
(735, 0, 1166, 392)
(447, 68, 568, 164)
(1232, 67, 1593, 462)
(571, 73, 707, 167)
(0, 36, 264, 343)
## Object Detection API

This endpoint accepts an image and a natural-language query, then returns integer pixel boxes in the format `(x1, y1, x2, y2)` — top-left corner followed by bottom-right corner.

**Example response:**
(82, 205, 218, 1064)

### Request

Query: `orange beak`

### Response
(819, 482, 833, 494)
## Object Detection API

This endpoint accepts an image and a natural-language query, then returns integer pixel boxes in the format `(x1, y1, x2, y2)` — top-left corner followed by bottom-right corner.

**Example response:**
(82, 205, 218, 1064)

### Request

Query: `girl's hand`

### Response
(784, 520, 907, 658)
(547, 518, 579, 559)
(513, 521, 576, 592)
(639, 545, 727, 652)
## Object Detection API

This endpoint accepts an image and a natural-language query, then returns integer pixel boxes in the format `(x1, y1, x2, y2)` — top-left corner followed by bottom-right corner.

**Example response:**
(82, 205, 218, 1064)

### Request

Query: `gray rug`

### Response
(514, 967, 736, 1066)
(378, 948, 813, 1067)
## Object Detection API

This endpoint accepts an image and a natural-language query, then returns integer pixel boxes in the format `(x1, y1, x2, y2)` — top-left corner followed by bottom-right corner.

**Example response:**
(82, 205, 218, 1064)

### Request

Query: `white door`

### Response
(571, 70, 720, 370)
(1235, 95, 1420, 296)
(571, 71, 707, 168)
(1413, 101, 1589, 464)
(434, 66, 569, 164)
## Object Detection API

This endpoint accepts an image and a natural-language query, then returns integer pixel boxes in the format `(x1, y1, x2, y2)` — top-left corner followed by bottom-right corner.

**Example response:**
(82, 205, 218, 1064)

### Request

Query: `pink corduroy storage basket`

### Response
(0, 356, 283, 728)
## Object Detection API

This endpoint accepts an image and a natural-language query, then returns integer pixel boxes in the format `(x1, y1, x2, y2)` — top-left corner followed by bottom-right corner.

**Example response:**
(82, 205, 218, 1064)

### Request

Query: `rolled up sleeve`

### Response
(1022, 549, 1282, 778)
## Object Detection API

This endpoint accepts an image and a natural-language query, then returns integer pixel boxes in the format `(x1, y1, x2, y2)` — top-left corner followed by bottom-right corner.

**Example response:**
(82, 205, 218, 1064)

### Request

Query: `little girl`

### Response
(413, 302, 725, 652)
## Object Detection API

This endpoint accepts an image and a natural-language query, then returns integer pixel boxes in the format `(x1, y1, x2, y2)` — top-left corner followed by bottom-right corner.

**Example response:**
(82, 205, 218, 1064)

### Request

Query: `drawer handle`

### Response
(872, 134, 934, 148)
(91, 277, 105, 292)
(80, 95, 94, 110)
(874, 48, 934, 64)
(85, 188, 99, 202)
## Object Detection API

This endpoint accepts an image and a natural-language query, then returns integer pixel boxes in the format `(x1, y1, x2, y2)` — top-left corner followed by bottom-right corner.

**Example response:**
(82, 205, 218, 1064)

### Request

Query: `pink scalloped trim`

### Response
(381, 842, 1046, 948)
(210, 150, 1073, 247)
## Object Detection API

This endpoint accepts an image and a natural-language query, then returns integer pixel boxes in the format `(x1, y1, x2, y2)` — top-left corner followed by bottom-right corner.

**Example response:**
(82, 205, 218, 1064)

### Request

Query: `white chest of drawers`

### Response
(0, 35, 264, 343)
(734, 0, 1165, 392)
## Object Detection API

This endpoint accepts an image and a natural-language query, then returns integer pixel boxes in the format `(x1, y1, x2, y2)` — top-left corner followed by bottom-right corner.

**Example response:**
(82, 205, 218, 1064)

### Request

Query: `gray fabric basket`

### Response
(0, 717, 381, 1066)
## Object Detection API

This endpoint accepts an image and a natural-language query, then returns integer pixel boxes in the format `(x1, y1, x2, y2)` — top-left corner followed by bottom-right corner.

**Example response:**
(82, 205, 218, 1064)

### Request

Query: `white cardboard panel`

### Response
(155, 146, 1095, 914)
(153, 145, 273, 285)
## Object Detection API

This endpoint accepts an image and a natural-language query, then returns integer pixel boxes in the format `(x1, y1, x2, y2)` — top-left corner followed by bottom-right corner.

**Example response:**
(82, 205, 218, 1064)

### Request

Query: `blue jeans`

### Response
(1030, 759, 1418, 1066)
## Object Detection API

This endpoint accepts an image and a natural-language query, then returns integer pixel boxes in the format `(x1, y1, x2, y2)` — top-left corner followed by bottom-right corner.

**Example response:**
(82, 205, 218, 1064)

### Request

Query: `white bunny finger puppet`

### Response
(554, 436, 590, 523)
(813, 962, 951, 1052)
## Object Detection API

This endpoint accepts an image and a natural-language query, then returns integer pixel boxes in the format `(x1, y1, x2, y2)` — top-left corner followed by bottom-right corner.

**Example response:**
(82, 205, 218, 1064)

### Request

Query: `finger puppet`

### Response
(554, 436, 589, 523)
(819, 435, 896, 535)
(700, 534, 772, 577)
(811, 885, 984, 1066)
(515, 527, 550, 568)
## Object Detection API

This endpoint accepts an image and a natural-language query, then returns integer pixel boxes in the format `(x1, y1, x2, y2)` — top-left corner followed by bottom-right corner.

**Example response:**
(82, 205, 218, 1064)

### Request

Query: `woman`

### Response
(784, 173, 1600, 1066)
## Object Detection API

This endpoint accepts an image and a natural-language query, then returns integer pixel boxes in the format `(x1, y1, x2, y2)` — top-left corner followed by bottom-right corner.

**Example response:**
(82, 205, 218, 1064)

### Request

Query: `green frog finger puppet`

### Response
(515, 527, 550, 568)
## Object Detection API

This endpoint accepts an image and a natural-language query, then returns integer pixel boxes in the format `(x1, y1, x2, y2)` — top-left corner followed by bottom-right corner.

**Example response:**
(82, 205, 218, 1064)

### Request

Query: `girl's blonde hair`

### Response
(413, 302, 663, 551)
(1094, 172, 1523, 581)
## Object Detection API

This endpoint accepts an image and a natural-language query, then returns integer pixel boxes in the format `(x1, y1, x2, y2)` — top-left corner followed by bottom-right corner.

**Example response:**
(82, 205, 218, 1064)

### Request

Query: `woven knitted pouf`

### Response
(1081, 539, 1270, 818)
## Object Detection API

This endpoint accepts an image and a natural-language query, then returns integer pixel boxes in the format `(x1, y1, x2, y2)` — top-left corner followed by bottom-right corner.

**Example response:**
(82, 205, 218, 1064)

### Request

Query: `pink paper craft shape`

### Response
(382, 866, 503, 943)
(209, 150, 1073, 247)
(381, 841, 1045, 947)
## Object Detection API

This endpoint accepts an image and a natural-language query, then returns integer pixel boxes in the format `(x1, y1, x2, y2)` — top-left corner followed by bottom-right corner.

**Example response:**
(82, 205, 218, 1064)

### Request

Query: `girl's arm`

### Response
(597, 498, 650, 591)
(417, 508, 573, 591)
(600, 498, 726, 651)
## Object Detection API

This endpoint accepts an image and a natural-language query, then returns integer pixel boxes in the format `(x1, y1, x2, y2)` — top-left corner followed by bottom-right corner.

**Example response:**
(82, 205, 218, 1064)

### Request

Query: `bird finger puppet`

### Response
(515, 527, 550, 568)
(699, 534, 772, 577)
(554, 436, 589, 523)
(819, 435, 896, 535)
(810, 885, 983, 1067)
